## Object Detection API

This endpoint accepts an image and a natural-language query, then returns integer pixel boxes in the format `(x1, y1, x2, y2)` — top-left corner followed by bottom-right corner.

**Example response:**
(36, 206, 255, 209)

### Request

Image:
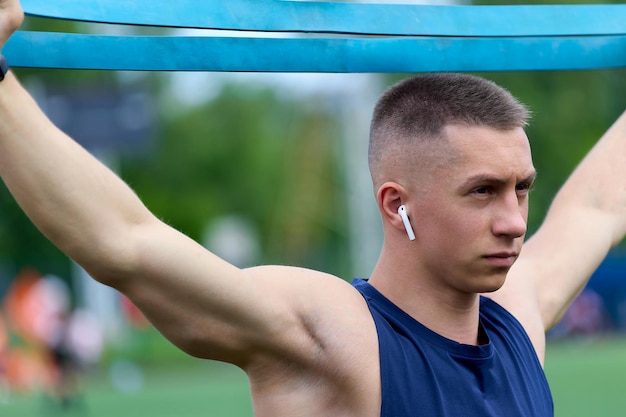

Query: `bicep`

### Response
(109, 218, 327, 366)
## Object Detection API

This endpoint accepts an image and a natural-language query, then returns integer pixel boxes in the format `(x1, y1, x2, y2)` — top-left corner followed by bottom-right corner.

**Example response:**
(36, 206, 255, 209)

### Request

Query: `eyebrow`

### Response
(460, 170, 538, 188)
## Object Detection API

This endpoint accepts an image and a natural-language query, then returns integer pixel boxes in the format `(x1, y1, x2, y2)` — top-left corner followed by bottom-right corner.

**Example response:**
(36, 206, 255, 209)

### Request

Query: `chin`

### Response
(474, 271, 508, 294)
(479, 283, 505, 294)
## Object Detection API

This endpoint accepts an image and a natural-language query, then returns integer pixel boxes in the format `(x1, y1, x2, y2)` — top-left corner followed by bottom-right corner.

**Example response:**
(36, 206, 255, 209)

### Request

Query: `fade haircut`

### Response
(368, 73, 530, 186)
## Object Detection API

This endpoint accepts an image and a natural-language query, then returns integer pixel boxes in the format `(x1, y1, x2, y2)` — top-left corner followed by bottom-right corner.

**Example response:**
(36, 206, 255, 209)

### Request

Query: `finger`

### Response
(0, 0, 24, 49)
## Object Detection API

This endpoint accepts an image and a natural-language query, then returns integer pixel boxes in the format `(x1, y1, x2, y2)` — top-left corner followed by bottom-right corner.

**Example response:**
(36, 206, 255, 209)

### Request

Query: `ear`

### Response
(376, 182, 411, 234)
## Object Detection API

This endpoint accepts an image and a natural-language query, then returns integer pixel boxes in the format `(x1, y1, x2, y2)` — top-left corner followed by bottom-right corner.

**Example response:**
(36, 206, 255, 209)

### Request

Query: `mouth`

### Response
(483, 252, 519, 268)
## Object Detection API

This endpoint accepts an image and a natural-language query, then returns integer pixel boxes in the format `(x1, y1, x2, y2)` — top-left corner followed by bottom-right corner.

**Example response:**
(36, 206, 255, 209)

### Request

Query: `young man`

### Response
(1, 1, 625, 415)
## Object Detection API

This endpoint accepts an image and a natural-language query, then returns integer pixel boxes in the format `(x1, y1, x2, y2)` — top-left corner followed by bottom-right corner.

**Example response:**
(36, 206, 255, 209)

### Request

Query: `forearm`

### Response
(0, 71, 152, 280)
(549, 109, 626, 247)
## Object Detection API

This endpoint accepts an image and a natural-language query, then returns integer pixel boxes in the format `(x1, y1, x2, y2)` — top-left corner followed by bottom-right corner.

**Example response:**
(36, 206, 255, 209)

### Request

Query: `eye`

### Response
(472, 186, 493, 196)
(516, 181, 533, 195)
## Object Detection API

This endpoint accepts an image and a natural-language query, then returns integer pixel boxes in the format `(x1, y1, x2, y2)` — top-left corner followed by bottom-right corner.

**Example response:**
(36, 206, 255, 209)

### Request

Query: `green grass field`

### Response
(3, 336, 626, 417)
(545, 336, 626, 416)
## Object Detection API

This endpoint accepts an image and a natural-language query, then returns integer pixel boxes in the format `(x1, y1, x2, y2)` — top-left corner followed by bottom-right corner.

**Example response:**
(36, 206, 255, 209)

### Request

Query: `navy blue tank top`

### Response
(352, 279, 553, 417)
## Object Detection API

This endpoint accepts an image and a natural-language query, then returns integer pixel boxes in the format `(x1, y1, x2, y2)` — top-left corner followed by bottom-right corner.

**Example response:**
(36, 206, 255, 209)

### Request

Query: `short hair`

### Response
(368, 73, 530, 185)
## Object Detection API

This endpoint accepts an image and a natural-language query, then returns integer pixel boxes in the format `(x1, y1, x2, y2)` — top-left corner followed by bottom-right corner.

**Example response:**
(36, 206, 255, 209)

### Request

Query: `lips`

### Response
(483, 252, 519, 268)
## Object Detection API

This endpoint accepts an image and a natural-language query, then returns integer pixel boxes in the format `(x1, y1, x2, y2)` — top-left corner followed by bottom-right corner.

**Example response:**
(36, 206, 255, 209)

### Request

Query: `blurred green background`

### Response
(1, 0, 626, 416)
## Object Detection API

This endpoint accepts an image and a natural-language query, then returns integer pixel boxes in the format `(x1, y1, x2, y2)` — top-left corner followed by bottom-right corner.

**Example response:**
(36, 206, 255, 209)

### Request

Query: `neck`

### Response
(369, 251, 483, 345)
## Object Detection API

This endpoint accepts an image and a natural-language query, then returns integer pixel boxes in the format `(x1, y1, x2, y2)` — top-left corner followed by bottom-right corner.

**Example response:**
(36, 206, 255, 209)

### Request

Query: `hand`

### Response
(0, 0, 23, 50)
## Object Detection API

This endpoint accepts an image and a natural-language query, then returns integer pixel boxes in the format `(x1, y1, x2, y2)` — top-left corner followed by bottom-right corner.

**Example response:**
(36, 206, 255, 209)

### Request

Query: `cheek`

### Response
(421, 208, 484, 248)
(445, 216, 483, 245)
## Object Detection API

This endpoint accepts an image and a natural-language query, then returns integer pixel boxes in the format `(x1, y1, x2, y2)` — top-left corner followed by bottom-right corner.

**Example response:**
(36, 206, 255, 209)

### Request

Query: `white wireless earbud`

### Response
(398, 205, 415, 241)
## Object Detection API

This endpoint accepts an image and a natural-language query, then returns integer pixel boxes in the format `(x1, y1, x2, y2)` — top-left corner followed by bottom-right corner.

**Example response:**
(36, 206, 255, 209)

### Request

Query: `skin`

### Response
(1, 2, 626, 415)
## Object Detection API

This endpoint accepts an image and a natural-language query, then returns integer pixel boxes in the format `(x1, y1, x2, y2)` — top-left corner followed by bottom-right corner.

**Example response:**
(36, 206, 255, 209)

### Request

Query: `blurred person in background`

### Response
(0, 316, 9, 404)
(45, 309, 85, 414)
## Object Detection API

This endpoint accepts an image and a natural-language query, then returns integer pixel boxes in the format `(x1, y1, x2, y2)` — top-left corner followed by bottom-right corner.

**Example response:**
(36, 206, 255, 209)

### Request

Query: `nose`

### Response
(491, 192, 527, 239)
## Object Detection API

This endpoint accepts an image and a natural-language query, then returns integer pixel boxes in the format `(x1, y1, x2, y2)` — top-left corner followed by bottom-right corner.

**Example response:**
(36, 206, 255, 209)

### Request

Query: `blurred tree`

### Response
(119, 83, 350, 276)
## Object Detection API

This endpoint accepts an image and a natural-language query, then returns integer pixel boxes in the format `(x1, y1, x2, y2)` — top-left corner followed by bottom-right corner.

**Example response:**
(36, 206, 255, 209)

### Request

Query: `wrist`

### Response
(0, 54, 8, 82)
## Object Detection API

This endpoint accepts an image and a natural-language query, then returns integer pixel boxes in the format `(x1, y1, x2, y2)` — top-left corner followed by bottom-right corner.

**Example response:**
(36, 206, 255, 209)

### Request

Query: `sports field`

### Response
(3, 336, 626, 417)
(545, 336, 626, 416)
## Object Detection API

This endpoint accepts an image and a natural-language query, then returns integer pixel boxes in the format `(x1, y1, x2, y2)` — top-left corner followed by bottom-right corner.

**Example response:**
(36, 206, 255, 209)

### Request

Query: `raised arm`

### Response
(494, 109, 626, 360)
(528, 110, 626, 326)
(0, 0, 361, 371)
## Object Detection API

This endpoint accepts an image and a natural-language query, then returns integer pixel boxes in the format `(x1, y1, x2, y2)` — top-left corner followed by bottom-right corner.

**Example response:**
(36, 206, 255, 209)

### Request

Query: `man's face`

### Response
(410, 124, 536, 295)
